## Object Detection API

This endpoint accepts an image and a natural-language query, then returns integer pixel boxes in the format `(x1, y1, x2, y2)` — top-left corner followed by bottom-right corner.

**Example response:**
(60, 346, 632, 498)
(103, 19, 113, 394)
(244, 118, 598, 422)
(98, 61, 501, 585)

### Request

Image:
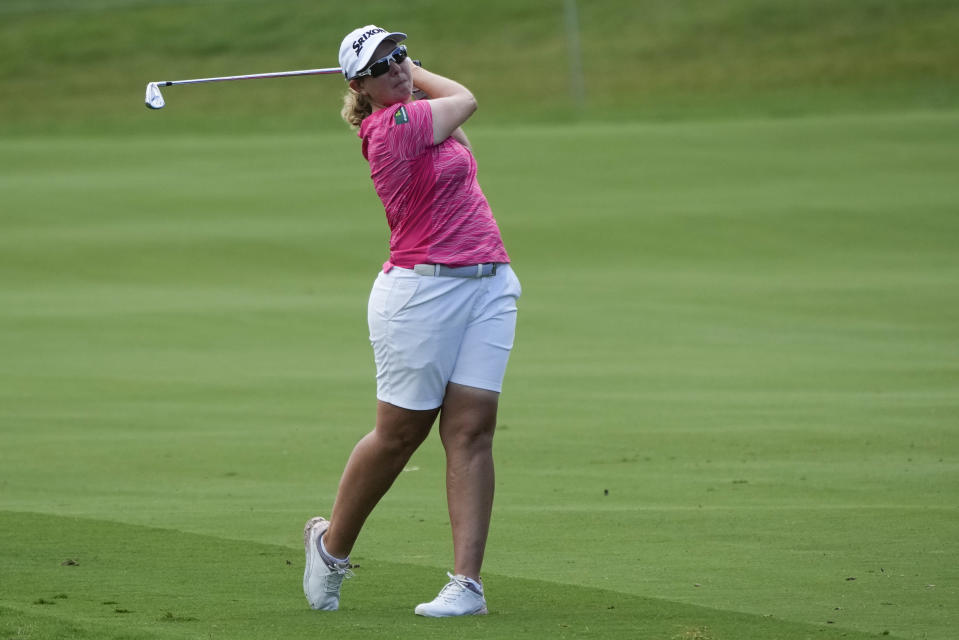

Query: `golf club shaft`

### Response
(160, 67, 342, 86)
(145, 60, 422, 109)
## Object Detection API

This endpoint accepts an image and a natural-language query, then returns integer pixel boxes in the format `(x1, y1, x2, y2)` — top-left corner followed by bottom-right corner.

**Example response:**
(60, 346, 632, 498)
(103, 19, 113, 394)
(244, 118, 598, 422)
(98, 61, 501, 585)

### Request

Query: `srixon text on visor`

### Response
(353, 28, 386, 56)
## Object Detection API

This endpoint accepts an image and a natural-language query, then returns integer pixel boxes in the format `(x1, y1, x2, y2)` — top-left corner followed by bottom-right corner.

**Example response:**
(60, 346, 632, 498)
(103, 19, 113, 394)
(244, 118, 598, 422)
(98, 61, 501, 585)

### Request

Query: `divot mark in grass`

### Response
(32, 598, 55, 605)
(114, 608, 132, 614)
(159, 611, 198, 622)
(60, 559, 78, 566)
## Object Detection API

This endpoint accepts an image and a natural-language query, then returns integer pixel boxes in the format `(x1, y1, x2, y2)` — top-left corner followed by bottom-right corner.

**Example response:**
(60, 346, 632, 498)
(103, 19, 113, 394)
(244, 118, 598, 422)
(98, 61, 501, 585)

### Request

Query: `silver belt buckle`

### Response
(413, 264, 439, 276)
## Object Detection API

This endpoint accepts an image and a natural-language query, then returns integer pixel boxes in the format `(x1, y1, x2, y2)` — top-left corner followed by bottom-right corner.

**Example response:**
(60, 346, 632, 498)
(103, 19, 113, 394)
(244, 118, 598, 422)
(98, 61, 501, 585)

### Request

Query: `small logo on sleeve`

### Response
(393, 106, 409, 125)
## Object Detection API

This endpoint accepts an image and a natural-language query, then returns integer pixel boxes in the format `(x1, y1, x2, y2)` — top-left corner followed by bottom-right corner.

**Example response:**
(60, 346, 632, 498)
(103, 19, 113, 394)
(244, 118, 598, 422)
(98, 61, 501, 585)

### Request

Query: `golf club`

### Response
(145, 66, 343, 109)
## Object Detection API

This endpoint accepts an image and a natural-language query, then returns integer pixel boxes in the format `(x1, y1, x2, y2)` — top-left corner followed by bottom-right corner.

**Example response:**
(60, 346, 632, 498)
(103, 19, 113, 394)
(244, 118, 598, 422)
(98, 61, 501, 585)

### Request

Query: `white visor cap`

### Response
(339, 25, 407, 80)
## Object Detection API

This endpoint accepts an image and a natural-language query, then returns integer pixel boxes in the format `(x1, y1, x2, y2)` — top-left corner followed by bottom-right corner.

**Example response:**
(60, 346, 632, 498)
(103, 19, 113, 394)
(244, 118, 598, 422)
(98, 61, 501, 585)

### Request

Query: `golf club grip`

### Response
(411, 60, 427, 99)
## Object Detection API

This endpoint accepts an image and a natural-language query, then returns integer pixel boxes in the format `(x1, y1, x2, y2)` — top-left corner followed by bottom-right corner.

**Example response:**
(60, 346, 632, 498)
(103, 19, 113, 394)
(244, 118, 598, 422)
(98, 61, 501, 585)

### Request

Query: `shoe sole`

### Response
(303, 517, 334, 610)
(414, 605, 488, 617)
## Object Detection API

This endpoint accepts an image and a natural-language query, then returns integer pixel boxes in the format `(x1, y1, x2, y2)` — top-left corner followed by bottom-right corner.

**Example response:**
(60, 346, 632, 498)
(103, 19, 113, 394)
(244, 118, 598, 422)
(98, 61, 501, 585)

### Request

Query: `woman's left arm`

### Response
(412, 80, 471, 150)
(410, 65, 477, 146)
(412, 86, 471, 150)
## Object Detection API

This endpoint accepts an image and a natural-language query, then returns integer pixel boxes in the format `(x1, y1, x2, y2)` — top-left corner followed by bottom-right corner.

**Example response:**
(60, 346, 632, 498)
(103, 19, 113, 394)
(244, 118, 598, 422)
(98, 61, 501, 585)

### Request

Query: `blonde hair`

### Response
(341, 86, 373, 129)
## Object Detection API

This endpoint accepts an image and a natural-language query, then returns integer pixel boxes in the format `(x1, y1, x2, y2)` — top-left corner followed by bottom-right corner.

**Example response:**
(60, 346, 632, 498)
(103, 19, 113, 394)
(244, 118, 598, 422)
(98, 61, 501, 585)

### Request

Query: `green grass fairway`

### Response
(2, 111, 958, 639)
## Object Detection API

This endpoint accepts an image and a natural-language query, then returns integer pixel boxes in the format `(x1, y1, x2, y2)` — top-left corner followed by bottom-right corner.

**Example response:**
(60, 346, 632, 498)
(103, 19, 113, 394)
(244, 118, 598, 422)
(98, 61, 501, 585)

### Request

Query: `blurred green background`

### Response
(1, 0, 958, 133)
(2, 2, 958, 640)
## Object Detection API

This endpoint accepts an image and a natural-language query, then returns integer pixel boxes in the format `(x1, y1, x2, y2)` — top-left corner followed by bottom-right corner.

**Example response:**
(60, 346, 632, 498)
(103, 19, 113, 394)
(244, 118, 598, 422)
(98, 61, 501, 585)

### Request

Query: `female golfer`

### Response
(303, 25, 521, 617)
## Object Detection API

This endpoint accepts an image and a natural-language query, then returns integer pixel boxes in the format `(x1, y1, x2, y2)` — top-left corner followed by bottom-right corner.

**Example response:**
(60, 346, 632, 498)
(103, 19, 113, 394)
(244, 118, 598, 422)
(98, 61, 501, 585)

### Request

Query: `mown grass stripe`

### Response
(0, 511, 898, 640)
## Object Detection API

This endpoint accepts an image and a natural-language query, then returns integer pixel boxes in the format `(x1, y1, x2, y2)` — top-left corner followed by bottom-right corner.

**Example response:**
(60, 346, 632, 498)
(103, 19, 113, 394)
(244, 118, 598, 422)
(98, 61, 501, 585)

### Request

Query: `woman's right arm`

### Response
(410, 66, 477, 146)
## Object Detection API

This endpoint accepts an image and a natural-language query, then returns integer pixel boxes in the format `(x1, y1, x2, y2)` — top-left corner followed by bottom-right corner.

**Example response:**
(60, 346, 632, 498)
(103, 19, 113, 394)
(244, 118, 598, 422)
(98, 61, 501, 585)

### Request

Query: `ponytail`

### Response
(341, 88, 373, 129)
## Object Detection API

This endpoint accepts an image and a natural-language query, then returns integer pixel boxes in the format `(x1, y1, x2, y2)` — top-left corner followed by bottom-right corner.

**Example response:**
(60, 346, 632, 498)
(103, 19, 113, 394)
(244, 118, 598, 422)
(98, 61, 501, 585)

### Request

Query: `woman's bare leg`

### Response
(323, 401, 439, 559)
(438, 382, 499, 580)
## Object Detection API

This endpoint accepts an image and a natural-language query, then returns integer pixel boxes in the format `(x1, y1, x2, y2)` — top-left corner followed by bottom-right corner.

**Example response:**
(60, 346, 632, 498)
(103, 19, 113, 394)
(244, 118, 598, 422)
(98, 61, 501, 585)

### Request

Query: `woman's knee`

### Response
(374, 403, 437, 456)
(440, 416, 495, 453)
(376, 424, 430, 458)
(438, 384, 499, 452)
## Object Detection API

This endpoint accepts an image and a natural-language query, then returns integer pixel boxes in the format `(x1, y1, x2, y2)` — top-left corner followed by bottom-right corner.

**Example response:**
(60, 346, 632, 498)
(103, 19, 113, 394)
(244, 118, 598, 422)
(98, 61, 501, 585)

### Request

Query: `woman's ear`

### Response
(348, 78, 364, 95)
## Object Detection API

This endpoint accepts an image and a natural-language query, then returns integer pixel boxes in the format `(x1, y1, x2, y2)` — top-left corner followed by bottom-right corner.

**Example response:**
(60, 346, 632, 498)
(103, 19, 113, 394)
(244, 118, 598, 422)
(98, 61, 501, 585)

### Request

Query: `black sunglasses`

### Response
(354, 45, 408, 79)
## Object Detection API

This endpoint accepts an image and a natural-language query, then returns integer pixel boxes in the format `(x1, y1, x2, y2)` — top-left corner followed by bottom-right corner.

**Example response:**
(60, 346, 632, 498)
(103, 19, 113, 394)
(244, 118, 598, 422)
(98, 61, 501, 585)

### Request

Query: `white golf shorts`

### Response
(368, 264, 521, 410)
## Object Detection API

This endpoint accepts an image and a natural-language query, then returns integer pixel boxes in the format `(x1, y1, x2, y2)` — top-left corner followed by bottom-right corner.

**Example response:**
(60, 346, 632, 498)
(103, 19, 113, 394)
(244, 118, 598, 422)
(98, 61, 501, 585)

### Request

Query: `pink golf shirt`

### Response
(358, 100, 510, 271)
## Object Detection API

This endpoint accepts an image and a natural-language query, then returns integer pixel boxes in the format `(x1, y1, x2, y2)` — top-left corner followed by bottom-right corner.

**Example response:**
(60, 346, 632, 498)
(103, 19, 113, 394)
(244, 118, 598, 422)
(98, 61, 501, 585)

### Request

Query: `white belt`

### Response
(412, 263, 499, 278)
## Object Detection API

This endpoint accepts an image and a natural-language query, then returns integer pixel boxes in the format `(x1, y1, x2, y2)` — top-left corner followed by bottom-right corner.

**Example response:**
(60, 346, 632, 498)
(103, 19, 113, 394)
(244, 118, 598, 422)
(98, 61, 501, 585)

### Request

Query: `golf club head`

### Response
(145, 82, 165, 110)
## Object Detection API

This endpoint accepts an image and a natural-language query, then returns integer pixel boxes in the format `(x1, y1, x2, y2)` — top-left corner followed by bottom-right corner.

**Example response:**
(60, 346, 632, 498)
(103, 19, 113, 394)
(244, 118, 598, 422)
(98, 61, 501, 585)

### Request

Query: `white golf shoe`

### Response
(414, 572, 488, 617)
(302, 517, 352, 611)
